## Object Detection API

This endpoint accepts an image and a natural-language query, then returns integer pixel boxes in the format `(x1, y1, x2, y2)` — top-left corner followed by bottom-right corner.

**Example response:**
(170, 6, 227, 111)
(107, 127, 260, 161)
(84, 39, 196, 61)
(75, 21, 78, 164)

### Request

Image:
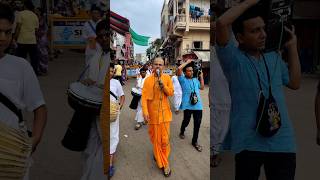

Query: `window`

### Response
(193, 41, 203, 49)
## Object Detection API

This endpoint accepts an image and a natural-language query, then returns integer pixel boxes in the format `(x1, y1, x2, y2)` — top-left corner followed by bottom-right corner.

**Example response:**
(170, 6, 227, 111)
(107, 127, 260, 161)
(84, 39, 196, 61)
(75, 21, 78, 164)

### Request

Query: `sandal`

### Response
(162, 167, 171, 177)
(192, 143, 202, 152)
(109, 165, 115, 177)
(135, 123, 142, 130)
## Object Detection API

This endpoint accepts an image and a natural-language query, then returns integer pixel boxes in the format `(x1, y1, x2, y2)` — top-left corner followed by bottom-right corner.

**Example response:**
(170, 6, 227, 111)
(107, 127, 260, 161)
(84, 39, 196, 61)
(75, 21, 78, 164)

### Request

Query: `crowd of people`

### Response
(109, 56, 207, 178)
(1, 0, 320, 179)
(0, 1, 109, 179)
(2, 0, 49, 76)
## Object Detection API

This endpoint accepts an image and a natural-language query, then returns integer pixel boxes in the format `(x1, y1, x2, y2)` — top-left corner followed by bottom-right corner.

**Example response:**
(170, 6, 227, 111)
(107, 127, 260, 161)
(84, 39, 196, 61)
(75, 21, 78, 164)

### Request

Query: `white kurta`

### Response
(210, 46, 231, 156)
(134, 77, 146, 123)
(110, 79, 124, 154)
(83, 19, 101, 65)
(81, 117, 106, 180)
(172, 75, 182, 111)
(80, 50, 109, 180)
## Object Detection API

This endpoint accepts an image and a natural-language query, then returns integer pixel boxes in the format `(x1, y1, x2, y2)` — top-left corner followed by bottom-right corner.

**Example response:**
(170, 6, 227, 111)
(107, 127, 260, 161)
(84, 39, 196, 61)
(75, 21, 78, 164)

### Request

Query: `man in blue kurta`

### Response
(215, 0, 301, 179)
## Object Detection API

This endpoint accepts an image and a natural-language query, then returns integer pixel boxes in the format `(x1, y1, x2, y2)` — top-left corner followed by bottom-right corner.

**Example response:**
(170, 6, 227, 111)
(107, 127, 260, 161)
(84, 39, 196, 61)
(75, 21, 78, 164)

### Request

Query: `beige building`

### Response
(161, 0, 210, 64)
(135, 53, 148, 64)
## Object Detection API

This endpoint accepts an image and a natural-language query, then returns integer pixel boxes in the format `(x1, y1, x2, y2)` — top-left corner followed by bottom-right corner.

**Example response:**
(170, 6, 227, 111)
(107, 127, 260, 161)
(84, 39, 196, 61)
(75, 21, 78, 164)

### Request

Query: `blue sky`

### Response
(110, 0, 165, 55)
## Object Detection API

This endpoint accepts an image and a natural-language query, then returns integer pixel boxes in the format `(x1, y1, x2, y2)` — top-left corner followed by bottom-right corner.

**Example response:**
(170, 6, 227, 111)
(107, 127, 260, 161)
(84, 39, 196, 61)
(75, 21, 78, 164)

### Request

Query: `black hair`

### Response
(183, 63, 193, 73)
(0, 2, 15, 23)
(140, 66, 148, 72)
(24, 0, 35, 10)
(96, 19, 107, 34)
(91, 4, 102, 12)
(110, 63, 115, 69)
(37, 7, 45, 15)
(232, 5, 264, 36)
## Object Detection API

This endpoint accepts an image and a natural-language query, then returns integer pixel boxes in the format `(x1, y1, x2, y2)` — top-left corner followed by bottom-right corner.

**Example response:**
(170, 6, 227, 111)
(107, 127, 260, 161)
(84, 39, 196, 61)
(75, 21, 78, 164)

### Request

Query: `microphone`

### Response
(156, 69, 160, 77)
(156, 69, 163, 90)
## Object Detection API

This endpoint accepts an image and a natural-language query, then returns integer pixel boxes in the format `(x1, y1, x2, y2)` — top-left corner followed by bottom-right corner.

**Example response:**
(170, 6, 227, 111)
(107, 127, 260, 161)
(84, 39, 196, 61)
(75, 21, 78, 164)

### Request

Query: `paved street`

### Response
(211, 76, 320, 180)
(111, 78, 210, 180)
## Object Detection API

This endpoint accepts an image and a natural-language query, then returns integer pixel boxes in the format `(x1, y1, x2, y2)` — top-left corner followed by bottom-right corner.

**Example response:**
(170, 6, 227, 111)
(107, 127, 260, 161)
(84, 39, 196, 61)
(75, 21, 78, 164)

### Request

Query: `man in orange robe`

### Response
(142, 57, 174, 177)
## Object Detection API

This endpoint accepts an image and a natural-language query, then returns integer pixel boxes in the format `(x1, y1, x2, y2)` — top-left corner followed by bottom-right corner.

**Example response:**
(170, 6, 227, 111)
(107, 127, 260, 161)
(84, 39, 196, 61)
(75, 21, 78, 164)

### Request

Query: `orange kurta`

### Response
(142, 74, 174, 168)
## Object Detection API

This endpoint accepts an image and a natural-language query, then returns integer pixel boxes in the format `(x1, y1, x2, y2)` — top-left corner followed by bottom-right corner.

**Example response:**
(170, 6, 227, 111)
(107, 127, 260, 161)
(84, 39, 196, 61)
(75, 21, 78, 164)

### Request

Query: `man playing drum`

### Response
(83, 5, 102, 66)
(134, 66, 148, 130)
(79, 19, 109, 180)
(0, 3, 47, 180)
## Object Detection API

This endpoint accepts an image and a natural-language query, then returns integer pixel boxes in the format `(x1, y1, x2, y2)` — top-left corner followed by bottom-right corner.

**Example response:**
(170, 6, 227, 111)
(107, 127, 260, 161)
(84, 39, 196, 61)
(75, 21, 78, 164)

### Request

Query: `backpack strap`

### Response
(110, 91, 118, 101)
(0, 92, 23, 123)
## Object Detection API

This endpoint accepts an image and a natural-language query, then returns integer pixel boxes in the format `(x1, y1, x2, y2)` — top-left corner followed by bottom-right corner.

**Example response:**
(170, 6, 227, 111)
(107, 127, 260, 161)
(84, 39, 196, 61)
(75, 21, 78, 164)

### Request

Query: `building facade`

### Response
(160, 0, 211, 65)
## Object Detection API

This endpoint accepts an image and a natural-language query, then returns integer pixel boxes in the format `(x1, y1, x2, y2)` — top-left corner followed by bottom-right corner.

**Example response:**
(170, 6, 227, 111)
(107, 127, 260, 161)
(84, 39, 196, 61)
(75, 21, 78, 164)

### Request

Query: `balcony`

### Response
(174, 14, 187, 30)
(173, 14, 210, 31)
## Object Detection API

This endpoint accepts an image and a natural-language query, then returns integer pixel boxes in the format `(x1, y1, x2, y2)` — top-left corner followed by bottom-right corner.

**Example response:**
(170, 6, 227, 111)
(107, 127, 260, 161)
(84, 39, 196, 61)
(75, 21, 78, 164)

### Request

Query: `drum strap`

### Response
(0, 92, 23, 123)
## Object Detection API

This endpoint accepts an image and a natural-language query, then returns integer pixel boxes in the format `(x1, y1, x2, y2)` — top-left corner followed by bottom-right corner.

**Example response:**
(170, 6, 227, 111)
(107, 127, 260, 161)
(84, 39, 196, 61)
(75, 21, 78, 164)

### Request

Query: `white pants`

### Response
(135, 100, 144, 123)
(210, 105, 230, 156)
(173, 94, 182, 111)
(110, 113, 120, 154)
(85, 46, 97, 66)
(80, 117, 108, 180)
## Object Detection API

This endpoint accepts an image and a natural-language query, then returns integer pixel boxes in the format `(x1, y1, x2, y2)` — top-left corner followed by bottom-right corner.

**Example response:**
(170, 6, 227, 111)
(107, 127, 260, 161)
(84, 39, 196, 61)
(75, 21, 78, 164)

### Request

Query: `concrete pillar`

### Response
(186, 0, 190, 32)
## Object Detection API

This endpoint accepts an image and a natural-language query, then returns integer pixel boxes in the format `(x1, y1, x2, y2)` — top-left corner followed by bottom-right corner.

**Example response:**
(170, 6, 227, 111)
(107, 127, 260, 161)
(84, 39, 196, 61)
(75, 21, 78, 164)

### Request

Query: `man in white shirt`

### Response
(210, 46, 231, 167)
(134, 67, 148, 130)
(79, 19, 110, 180)
(171, 66, 182, 114)
(0, 3, 47, 179)
(109, 63, 125, 177)
(83, 5, 102, 65)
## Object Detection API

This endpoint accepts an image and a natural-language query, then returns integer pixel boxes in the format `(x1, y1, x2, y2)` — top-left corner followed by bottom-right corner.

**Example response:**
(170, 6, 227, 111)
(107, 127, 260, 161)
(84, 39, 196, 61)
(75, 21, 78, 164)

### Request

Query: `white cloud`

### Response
(111, 0, 164, 54)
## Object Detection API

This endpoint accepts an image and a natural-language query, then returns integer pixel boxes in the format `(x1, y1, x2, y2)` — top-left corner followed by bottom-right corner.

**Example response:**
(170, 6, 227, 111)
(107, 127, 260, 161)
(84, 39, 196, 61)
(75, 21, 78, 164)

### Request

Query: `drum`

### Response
(67, 82, 103, 115)
(0, 121, 32, 179)
(131, 87, 141, 97)
(62, 82, 103, 151)
(129, 88, 142, 110)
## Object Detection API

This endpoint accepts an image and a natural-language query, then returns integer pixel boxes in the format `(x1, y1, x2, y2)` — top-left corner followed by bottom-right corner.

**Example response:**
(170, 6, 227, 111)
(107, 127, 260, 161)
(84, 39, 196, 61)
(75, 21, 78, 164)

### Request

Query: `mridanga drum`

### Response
(67, 82, 103, 115)
(0, 121, 32, 180)
(62, 82, 103, 151)
(129, 87, 141, 110)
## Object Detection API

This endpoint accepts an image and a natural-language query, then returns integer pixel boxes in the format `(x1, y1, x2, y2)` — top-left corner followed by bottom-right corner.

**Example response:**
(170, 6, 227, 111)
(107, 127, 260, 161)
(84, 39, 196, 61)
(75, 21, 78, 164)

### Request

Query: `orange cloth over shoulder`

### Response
(141, 74, 174, 124)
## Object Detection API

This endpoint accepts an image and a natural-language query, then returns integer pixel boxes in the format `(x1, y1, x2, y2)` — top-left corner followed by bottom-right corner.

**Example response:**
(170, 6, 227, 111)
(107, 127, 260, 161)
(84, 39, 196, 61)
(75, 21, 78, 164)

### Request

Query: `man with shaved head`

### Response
(141, 57, 174, 177)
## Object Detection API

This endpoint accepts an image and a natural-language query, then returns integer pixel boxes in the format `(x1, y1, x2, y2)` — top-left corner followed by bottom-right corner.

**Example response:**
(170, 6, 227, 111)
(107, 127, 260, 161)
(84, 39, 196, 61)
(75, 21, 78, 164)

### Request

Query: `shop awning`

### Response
(193, 51, 210, 62)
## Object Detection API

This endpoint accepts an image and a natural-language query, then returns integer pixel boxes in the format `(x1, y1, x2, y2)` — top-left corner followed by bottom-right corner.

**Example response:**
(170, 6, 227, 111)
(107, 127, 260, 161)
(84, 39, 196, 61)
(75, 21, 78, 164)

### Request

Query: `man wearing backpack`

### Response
(177, 59, 205, 152)
(215, 0, 301, 179)
(0, 3, 47, 179)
